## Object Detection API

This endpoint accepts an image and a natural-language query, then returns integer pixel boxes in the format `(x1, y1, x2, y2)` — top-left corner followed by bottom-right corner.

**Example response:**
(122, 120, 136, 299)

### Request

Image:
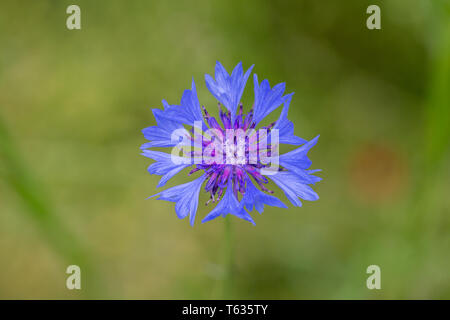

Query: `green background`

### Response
(0, 0, 449, 299)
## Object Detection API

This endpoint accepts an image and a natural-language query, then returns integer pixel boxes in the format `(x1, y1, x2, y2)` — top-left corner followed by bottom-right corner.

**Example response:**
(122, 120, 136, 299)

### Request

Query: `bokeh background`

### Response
(0, 0, 449, 299)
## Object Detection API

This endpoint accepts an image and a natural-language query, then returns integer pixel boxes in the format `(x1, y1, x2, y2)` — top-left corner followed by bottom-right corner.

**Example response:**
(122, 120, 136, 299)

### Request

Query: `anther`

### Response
(201, 105, 210, 119)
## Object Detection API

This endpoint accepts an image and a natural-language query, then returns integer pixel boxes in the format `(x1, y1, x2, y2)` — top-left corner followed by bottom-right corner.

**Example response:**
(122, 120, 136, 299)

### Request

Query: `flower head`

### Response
(141, 62, 321, 225)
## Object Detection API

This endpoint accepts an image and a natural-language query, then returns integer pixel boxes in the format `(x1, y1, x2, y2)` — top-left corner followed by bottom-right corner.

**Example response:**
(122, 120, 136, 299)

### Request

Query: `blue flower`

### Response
(141, 62, 321, 226)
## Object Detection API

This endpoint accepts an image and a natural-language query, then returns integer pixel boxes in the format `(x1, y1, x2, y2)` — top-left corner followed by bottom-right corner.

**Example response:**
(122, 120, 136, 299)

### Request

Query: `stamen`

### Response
(217, 187, 224, 201)
(219, 165, 232, 187)
(256, 180, 274, 194)
(205, 170, 219, 191)
(205, 196, 214, 206)
(201, 105, 210, 119)
(263, 121, 276, 130)
(243, 112, 253, 130)
(244, 165, 268, 183)
(208, 117, 224, 133)
(220, 108, 232, 129)
(234, 114, 243, 129)
(188, 167, 200, 176)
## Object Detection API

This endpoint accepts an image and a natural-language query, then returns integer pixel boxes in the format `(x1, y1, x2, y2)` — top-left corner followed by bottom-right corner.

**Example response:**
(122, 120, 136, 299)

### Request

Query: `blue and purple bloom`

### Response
(141, 62, 321, 225)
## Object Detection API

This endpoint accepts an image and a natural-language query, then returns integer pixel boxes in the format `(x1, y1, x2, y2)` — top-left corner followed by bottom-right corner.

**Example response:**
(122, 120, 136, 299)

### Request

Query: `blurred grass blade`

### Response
(424, 6, 450, 165)
(406, 1, 450, 240)
(0, 115, 104, 298)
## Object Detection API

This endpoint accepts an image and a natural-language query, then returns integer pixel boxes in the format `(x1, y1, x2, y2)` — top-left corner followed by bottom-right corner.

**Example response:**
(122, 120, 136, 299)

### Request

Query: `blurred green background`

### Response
(0, 0, 449, 299)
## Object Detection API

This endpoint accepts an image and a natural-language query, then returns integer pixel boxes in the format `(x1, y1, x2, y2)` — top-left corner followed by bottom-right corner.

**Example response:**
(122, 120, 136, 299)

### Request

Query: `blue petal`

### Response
(202, 181, 255, 225)
(141, 107, 190, 148)
(141, 150, 192, 187)
(252, 74, 286, 125)
(243, 178, 287, 214)
(279, 135, 321, 184)
(268, 171, 319, 207)
(205, 61, 254, 118)
(272, 93, 307, 145)
(150, 174, 206, 226)
(162, 79, 204, 125)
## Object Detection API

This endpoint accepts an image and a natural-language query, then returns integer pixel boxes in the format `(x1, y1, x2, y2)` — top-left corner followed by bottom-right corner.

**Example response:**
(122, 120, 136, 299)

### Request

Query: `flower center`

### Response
(189, 103, 277, 204)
